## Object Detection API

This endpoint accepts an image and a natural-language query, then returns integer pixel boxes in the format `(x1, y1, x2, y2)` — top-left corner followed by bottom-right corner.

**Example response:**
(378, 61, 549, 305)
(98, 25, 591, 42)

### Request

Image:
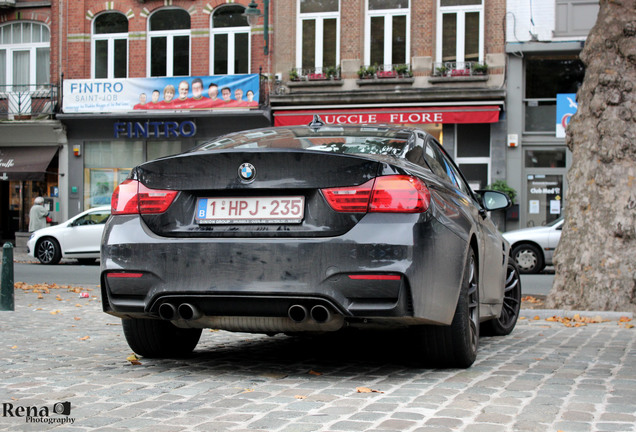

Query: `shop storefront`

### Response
(273, 104, 506, 191)
(58, 111, 271, 215)
(0, 121, 65, 242)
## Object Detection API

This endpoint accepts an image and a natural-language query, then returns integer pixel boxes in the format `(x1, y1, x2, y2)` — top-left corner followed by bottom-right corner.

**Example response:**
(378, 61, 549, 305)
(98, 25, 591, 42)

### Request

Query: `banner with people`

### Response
(63, 74, 260, 113)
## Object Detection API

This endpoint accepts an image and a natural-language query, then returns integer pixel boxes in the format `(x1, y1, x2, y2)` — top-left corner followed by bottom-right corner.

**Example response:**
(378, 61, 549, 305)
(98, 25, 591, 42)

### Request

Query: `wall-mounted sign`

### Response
(114, 120, 197, 139)
(556, 93, 577, 138)
(63, 75, 259, 114)
(274, 106, 500, 126)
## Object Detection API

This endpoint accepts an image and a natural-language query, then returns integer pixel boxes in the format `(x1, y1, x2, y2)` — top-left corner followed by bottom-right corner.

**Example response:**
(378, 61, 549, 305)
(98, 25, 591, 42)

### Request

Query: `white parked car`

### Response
(502, 217, 563, 274)
(27, 206, 111, 265)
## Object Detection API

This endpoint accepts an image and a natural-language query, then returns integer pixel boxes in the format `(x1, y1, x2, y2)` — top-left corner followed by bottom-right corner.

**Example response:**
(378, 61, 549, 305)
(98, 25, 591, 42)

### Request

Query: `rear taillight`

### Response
(322, 175, 430, 214)
(111, 179, 178, 215)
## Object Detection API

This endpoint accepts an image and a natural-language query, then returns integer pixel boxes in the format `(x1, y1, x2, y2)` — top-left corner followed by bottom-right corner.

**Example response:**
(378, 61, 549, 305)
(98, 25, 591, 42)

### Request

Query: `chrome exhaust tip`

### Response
(288, 304, 308, 323)
(178, 303, 201, 321)
(310, 305, 331, 323)
(158, 303, 177, 320)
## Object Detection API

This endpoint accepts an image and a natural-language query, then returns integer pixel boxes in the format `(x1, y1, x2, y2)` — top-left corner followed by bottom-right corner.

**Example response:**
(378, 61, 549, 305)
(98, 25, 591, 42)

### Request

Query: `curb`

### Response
(520, 309, 633, 321)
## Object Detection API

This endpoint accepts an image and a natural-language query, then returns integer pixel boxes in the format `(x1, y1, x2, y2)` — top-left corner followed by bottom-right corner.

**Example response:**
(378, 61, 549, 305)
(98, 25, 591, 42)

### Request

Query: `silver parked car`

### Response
(503, 217, 563, 274)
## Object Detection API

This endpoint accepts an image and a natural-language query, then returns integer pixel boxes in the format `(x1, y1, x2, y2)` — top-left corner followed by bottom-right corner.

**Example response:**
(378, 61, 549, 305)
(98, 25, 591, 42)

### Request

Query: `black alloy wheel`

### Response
(482, 260, 522, 336)
(410, 249, 479, 368)
(36, 238, 62, 265)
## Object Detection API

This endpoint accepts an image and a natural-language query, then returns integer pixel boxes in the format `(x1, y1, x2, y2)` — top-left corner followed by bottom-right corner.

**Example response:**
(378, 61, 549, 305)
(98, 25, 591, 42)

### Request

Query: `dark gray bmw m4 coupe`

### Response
(101, 123, 521, 368)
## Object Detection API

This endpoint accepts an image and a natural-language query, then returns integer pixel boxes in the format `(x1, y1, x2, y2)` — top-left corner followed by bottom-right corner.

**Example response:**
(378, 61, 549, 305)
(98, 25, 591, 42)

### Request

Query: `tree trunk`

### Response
(547, 0, 636, 312)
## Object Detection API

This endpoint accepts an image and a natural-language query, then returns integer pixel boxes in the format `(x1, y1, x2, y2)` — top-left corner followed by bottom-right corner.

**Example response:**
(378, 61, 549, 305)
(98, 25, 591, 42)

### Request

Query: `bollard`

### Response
(1, 242, 14, 311)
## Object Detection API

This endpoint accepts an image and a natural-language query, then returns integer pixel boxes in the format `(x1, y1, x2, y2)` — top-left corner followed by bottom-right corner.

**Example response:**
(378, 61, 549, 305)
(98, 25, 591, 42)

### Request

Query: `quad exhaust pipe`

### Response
(160, 301, 335, 325)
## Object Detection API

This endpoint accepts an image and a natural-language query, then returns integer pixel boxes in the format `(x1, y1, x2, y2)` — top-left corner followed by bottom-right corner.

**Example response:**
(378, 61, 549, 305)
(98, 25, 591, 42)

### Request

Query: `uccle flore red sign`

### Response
(274, 106, 500, 127)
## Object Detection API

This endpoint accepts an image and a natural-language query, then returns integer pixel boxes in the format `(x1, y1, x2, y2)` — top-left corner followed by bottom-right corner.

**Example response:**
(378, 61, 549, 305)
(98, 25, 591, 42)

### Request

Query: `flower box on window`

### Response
(450, 69, 470, 77)
(376, 70, 398, 79)
(308, 73, 328, 80)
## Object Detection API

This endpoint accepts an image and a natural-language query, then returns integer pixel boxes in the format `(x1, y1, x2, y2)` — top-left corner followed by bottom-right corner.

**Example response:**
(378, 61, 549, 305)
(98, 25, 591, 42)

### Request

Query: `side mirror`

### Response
(477, 190, 512, 211)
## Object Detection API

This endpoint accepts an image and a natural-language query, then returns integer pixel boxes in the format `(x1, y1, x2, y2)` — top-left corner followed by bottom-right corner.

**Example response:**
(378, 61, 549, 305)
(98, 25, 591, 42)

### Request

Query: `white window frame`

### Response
(0, 22, 50, 88)
(436, 0, 484, 65)
(147, 9, 191, 77)
(210, 6, 251, 75)
(364, 1, 410, 68)
(295, 1, 340, 72)
(453, 124, 491, 191)
(91, 13, 129, 79)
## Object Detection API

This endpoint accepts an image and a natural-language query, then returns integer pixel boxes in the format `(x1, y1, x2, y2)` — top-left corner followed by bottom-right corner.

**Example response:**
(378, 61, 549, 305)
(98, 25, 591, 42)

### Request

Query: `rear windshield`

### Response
(195, 126, 413, 157)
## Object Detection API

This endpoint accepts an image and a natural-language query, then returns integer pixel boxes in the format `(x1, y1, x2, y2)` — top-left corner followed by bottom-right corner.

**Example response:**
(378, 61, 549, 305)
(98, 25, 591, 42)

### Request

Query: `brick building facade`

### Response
(1, 0, 511, 240)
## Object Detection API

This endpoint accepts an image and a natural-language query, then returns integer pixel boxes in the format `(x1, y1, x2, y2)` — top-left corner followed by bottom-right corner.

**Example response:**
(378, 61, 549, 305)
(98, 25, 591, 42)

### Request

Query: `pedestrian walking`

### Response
(28, 196, 49, 232)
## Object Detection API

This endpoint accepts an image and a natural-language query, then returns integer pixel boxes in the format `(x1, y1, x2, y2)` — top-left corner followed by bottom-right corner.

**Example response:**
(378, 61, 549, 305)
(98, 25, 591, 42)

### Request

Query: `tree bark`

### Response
(547, 0, 636, 312)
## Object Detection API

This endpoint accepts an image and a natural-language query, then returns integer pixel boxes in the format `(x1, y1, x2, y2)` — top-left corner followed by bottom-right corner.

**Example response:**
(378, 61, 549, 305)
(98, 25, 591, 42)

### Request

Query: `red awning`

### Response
(274, 106, 500, 127)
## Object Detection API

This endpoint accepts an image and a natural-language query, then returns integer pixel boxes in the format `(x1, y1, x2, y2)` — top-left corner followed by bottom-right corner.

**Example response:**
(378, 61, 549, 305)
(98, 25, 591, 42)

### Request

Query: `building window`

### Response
(524, 55, 584, 133)
(211, 5, 250, 75)
(297, 0, 339, 74)
(0, 22, 50, 89)
(455, 123, 490, 190)
(365, 0, 409, 68)
(437, 0, 483, 67)
(92, 13, 128, 79)
(148, 9, 190, 77)
(84, 140, 182, 208)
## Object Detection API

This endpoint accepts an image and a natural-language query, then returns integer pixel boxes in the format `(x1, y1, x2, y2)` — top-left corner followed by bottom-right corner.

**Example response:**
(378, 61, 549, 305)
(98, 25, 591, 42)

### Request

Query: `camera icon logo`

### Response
(53, 402, 71, 416)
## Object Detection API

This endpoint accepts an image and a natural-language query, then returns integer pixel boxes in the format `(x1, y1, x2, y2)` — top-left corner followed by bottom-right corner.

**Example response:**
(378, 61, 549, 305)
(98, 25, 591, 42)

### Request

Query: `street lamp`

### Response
(243, 0, 269, 55)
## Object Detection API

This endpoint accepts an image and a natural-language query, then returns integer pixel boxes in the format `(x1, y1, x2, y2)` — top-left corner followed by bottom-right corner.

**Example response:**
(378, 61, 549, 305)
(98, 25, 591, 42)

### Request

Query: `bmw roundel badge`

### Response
(238, 162, 256, 182)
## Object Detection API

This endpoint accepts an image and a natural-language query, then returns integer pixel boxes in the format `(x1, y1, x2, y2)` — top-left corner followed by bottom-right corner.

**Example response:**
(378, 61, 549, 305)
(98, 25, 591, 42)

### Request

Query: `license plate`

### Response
(196, 196, 305, 224)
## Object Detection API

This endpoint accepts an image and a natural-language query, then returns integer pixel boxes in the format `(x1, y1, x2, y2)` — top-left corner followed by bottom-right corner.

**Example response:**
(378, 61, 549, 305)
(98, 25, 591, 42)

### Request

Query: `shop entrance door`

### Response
(523, 148, 568, 227)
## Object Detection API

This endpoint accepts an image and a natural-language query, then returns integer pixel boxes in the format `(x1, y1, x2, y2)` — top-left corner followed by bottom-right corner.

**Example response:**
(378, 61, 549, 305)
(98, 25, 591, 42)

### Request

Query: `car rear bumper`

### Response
(101, 214, 465, 331)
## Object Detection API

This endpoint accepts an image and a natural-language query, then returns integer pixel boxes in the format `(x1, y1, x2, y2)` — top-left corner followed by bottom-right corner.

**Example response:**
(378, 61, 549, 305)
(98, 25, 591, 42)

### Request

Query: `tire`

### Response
(36, 238, 62, 265)
(121, 318, 202, 358)
(482, 260, 522, 336)
(410, 249, 480, 368)
(511, 243, 544, 274)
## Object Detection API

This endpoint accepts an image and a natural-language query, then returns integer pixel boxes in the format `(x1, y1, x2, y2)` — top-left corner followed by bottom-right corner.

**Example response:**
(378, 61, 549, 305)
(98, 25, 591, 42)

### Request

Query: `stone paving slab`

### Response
(0, 287, 634, 432)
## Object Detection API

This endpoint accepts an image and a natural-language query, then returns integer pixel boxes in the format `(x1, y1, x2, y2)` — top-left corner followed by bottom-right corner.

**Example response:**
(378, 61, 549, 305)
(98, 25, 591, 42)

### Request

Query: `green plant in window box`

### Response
(395, 64, 412, 77)
(324, 66, 337, 80)
(486, 180, 517, 204)
(357, 66, 367, 79)
(472, 63, 488, 75)
(435, 65, 448, 77)
(366, 65, 378, 78)
(289, 69, 299, 81)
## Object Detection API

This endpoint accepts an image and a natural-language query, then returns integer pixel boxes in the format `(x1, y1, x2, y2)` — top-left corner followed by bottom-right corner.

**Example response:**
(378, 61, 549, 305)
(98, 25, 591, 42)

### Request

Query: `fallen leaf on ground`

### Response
(521, 296, 542, 304)
(50, 310, 61, 315)
(308, 370, 322, 376)
(126, 353, 142, 365)
(79, 336, 90, 341)
(356, 387, 384, 394)
(619, 316, 632, 323)
(295, 395, 307, 399)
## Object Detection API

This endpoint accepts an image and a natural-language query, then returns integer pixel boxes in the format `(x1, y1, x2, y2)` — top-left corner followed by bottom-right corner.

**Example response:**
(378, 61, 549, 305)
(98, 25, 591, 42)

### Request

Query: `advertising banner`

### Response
(63, 74, 260, 113)
(556, 93, 577, 138)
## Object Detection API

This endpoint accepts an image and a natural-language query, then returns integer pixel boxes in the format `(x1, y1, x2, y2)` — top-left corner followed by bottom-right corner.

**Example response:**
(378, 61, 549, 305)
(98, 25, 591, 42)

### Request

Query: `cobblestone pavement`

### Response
(1, 286, 635, 432)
